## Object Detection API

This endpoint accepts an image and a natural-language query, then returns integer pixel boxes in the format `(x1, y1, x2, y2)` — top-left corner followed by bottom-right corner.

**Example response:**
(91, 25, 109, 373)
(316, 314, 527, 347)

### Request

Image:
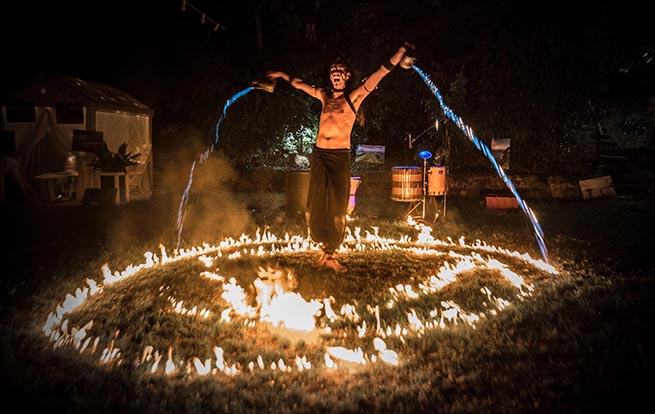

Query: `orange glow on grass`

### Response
(42, 224, 557, 377)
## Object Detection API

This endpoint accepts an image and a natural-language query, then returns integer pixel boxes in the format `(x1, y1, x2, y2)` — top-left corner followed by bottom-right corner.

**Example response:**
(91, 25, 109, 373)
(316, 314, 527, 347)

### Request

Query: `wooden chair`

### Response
(126, 144, 151, 198)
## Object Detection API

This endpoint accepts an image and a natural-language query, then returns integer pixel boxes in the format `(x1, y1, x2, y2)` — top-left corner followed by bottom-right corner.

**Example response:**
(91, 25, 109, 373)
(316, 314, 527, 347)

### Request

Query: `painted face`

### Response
(329, 64, 350, 90)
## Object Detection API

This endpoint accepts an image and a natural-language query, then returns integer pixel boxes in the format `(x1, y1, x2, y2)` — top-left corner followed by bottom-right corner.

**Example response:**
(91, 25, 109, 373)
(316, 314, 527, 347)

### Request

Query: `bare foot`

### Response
(313, 252, 330, 267)
(324, 257, 347, 273)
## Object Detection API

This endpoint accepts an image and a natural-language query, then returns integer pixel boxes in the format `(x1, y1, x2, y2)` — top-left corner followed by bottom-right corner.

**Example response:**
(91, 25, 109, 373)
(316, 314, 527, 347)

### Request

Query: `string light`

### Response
(180, 0, 226, 32)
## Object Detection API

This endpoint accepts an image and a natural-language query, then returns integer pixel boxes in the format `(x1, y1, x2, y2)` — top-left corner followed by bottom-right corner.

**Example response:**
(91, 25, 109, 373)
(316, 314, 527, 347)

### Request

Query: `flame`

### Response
(327, 346, 367, 365)
(324, 353, 336, 369)
(41, 225, 558, 377)
(198, 255, 214, 267)
(193, 357, 212, 376)
(373, 337, 399, 366)
(165, 346, 176, 375)
(214, 346, 225, 371)
(261, 291, 323, 331)
(295, 355, 311, 371)
(323, 298, 338, 321)
(150, 351, 162, 373)
(252, 265, 323, 332)
(222, 278, 257, 318)
(200, 271, 224, 282)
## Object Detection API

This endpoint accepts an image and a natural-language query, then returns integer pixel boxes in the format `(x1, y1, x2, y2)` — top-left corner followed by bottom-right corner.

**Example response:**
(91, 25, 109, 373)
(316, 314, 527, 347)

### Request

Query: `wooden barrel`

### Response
(285, 171, 310, 221)
(391, 166, 423, 202)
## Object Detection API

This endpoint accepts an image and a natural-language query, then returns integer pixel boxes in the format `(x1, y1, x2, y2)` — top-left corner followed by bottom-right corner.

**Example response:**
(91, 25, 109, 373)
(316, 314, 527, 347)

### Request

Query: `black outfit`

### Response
(306, 147, 351, 254)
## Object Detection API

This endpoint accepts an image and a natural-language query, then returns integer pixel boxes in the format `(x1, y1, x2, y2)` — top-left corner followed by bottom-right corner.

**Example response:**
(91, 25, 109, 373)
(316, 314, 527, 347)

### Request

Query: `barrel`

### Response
(285, 171, 310, 221)
(427, 166, 447, 196)
(391, 166, 423, 202)
(347, 176, 361, 215)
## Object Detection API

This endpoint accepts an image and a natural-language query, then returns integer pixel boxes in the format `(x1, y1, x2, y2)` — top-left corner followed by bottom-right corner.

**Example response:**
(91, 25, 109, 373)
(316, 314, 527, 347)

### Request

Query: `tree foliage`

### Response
(147, 0, 653, 175)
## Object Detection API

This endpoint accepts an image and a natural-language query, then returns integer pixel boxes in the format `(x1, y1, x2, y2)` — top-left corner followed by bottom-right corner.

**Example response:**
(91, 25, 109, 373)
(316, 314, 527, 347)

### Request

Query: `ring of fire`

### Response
(43, 223, 557, 377)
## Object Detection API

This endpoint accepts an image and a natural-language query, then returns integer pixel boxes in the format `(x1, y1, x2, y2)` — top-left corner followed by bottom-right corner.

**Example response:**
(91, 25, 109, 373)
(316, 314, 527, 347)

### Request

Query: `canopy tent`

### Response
(1, 73, 154, 202)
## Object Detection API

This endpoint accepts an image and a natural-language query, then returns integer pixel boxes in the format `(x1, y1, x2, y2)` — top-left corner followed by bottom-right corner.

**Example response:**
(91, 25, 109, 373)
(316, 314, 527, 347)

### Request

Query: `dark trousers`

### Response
(306, 147, 351, 253)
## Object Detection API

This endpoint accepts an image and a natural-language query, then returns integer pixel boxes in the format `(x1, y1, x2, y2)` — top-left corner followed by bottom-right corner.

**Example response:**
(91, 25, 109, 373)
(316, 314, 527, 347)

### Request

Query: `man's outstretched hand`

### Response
(403, 42, 416, 57)
(266, 71, 286, 81)
(400, 42, 417, 69)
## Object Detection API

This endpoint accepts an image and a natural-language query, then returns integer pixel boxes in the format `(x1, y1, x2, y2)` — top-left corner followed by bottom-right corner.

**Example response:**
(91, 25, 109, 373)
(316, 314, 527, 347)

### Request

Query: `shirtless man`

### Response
(267, 43, 413, 272)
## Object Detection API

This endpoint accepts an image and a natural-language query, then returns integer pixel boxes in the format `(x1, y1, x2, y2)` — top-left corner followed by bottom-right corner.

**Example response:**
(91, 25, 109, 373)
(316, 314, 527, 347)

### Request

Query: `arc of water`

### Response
(175, 86, 254, 250)
(211, 87, 254, 152)
(411, 65, 548, 262)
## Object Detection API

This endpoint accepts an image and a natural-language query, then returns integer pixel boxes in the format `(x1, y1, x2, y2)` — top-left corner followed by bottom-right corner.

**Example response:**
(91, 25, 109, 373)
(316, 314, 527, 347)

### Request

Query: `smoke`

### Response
(101, 123, 256, 256)
(176, 152, 254, 244)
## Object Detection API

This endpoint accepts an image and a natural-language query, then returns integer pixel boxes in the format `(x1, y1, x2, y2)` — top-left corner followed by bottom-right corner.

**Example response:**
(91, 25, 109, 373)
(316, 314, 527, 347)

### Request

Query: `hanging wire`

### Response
(413, 122, 436, 141)
(180, 0, 226, 31)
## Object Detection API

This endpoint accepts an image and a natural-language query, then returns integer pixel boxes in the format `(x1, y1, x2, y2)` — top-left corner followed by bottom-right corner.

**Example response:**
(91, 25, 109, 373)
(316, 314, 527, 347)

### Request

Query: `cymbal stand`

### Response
(405, 155, 432, 222)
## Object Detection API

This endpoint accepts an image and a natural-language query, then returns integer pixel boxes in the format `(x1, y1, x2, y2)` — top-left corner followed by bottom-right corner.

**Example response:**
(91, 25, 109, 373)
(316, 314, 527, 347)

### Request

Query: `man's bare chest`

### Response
(323, 96, 349, 114)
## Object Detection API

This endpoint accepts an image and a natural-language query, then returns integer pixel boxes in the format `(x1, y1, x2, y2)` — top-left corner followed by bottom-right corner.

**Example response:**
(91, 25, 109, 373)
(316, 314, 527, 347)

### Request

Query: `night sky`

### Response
(1, 1, 214, 96)
(2, 1, 653, 122)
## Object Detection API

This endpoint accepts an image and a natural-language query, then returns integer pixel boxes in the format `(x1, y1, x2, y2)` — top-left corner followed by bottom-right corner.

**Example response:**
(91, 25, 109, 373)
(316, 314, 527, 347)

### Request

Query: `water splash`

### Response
(411, 65, 548, 262)
(175, 87, 254, 250)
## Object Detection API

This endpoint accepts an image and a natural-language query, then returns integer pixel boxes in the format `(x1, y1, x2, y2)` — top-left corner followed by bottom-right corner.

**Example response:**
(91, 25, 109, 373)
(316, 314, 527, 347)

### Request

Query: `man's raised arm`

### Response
(267, 71, 318, 98)
(356, 42, 415, 100)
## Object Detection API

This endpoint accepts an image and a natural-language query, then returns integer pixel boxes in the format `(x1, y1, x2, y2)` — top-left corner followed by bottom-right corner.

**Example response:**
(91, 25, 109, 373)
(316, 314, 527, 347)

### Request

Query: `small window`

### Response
(56, 104, 84, 124)
(6, 104, 35, 122)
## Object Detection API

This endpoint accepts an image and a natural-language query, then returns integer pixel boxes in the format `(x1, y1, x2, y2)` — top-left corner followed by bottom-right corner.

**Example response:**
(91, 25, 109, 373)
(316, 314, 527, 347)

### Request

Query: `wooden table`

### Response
(34, 171, 79, 202)
(98, 171, 130, 205)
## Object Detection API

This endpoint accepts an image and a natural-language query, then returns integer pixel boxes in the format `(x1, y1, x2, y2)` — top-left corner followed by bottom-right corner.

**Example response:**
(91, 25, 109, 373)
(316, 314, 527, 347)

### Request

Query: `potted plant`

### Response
(92, 142, 141, 204)
(93, 142, 141, 173)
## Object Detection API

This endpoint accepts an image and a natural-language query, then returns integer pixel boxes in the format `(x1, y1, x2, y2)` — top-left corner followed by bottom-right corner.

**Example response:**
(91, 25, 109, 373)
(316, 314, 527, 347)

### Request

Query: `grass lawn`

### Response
(1, 189, 653, 413)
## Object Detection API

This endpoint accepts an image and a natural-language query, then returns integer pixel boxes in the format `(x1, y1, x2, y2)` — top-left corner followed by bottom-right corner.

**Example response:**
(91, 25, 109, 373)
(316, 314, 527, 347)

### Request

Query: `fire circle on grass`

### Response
(43, 224, 557, 377)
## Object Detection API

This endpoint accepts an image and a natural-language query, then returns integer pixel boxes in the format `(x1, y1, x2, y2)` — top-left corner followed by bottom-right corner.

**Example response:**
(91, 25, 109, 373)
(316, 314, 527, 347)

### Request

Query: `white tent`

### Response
(1, 73, 154, 202)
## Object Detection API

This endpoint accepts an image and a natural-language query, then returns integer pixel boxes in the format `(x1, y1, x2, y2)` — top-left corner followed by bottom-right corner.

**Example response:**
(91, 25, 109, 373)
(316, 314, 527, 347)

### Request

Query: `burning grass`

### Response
(42, 221, 555, 383)
(1, 195, 654, 413)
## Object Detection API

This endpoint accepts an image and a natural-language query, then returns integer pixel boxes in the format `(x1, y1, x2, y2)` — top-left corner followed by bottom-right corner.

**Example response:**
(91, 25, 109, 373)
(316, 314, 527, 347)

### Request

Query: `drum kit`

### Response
(389, 116, 451, 223)
(391, 150, 447, 223)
